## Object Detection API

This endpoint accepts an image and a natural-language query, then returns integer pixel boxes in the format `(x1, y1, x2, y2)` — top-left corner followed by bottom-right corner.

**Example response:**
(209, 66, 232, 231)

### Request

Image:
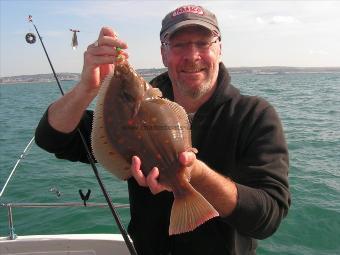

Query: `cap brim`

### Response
(160, 20, 219, 41)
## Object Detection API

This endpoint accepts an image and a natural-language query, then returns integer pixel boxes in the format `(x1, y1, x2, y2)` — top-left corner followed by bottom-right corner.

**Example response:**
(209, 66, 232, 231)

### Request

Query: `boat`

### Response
(0, 138, 133, 255)
(1, 234, 128, 254)
(0, 203, 131, 255)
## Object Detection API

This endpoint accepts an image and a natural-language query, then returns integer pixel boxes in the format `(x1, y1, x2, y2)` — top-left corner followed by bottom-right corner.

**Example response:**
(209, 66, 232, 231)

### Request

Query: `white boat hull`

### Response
(0, 234, 130, 255)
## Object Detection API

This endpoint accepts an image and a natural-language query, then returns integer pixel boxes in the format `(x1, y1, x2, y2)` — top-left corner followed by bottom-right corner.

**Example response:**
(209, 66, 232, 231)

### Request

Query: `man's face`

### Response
(161, 26, 221, 100)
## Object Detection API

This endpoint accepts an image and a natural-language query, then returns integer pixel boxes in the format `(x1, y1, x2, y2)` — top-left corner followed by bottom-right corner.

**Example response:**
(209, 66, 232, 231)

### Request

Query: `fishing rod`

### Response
(27, 15, 137, 255)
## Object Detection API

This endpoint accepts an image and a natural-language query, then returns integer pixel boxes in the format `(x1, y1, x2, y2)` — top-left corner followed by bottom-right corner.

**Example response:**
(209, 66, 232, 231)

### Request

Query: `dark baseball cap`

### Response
(160, 5, 220, 41)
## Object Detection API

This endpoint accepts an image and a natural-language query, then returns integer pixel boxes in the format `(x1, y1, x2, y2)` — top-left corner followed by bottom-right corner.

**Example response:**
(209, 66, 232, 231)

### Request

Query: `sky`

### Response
(1, 0, 340, 77)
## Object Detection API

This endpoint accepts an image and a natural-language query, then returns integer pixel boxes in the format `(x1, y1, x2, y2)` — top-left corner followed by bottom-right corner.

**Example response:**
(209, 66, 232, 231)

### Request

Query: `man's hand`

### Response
(130, 151, 201, 194)
(47, 27, 128, 134)
(80, 27, 128, 94)
(130, 156, 170, 194)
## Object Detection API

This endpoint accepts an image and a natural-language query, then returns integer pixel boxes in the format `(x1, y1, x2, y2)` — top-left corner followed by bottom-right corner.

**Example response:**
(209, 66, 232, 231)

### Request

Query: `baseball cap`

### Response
(160, 5, 220, 41)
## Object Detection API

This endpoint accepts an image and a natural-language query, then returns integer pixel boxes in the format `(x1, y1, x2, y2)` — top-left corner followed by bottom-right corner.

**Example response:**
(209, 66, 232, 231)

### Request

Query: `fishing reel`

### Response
(25, 32, 36, 44)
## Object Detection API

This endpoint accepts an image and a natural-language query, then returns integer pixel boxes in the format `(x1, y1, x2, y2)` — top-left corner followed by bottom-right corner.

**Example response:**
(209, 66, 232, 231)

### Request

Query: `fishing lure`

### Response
(70, 29, 80, 50)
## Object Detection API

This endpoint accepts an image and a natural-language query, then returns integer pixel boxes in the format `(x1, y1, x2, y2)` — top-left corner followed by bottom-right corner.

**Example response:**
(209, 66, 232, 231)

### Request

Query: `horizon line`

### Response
(2, 66, 340, 78)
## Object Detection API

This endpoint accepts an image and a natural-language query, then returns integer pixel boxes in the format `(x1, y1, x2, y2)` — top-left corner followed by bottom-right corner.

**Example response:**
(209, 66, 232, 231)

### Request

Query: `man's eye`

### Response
(172, 43, 186, 49)
(196, 41, 210, 48)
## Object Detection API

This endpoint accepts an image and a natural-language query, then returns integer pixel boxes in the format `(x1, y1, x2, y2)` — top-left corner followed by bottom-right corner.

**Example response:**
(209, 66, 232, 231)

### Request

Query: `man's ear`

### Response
(218, 42, 222, 62)
(161, 46, 168, 67)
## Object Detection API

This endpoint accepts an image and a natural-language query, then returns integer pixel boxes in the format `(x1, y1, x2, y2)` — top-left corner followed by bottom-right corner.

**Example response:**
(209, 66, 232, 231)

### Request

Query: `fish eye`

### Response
(121, 90, 135, 103)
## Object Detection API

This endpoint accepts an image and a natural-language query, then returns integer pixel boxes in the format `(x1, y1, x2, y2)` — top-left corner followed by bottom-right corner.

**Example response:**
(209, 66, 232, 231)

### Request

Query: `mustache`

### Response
(181, 62, 206, 71)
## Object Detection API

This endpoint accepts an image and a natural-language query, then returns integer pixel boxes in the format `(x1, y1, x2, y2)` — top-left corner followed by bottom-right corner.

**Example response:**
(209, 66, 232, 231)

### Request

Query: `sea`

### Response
(1, 72, 339, 255)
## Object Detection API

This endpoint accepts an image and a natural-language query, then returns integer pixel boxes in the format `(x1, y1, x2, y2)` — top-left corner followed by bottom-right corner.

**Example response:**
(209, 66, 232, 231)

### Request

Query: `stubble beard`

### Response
(175, 77, 212, 100)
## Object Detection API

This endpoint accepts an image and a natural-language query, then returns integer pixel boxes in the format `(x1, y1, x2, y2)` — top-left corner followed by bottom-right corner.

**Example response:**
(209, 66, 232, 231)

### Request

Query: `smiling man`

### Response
(161, 26, 220, 111)
(35, 5, 290, 255)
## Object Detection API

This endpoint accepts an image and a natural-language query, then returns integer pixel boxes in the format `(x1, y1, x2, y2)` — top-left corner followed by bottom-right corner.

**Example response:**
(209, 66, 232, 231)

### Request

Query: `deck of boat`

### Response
(0, 233, 130, 255)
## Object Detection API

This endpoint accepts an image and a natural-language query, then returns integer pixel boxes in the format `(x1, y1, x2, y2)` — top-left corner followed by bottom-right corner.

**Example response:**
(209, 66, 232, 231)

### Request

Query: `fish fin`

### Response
(92, 71, 131, 180)
(161, 99, 193, 150)
(162, 98, 190, 129)
(169, 183, 219, 235)
(144, 87, 163, 100)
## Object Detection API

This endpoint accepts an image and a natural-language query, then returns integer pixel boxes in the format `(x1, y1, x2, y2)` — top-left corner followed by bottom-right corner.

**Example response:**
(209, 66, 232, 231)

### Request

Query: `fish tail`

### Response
(169, 183, 219, 235)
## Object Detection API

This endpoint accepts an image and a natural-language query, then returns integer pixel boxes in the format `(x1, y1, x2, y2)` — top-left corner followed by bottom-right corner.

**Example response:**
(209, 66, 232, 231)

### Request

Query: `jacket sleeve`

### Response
(35, 107, 94, 164)
(224, 103, 291, 239)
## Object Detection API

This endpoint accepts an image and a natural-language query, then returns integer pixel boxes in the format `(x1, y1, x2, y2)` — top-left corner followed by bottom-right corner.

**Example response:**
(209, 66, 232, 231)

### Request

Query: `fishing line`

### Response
(0, 136, 35, 198)
(27, 15, 137, 255)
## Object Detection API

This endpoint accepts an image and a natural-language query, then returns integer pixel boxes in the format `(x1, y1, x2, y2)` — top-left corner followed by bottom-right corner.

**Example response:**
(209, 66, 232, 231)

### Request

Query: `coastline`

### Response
(1, 67, 340, 85)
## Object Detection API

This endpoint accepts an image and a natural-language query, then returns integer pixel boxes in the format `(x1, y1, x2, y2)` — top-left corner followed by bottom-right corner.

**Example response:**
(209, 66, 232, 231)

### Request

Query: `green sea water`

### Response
(1, 72, 340, 254)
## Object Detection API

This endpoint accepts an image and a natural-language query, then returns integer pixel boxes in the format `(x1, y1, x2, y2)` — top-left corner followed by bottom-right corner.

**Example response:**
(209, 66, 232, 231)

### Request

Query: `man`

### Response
(35, 5, 290, 255)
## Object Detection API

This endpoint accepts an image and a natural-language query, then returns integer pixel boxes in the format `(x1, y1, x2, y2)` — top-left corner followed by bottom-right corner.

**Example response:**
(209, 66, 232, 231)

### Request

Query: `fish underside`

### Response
(91, 62, 218, 235)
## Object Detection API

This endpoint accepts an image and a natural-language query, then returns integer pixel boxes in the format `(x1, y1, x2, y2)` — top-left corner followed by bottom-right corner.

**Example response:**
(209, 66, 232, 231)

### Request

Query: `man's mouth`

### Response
(182, 67, 205, 73)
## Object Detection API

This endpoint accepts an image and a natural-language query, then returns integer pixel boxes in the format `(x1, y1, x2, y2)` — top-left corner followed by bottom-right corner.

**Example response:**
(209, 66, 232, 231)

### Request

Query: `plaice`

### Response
(91, 61, 219, 235)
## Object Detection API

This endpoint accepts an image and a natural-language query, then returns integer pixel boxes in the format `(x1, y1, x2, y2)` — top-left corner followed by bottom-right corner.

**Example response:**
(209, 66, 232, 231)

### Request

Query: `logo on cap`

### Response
(172, 5, 204, 17)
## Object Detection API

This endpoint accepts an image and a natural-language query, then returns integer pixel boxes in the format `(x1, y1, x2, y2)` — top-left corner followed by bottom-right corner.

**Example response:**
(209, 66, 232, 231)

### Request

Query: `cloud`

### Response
(256, 15, 300, 25)
(271, 16, 299, 24)
(309, 49, 329, 56)
(52, 1, 167, 19)
(256, 17, 265, 24)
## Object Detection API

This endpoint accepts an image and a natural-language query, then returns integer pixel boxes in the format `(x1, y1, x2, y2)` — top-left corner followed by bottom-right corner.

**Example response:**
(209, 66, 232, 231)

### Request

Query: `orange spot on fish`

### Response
(127, 119, 134, 125)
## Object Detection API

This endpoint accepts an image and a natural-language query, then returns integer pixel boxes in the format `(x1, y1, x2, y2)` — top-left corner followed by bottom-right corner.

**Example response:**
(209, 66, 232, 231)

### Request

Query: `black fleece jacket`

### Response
(35, 63, 290, 255)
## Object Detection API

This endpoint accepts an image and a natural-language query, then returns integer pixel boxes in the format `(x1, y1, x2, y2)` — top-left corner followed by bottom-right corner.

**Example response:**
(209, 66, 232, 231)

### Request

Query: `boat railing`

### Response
(0, 202, 130, 240)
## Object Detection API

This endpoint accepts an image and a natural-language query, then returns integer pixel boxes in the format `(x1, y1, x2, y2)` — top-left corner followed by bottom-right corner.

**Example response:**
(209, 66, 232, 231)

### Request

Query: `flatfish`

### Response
(91, 61, 218, 235)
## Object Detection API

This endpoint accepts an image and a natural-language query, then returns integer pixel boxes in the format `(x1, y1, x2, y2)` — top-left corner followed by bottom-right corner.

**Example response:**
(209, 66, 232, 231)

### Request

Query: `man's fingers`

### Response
(132, 156, 141, 170)
(98, 36, 128, 49)
(84, 45, 128, 80)
(147, 167, 171, 194)
(87, 45, 116, 55)
(84, 55, 115, 66)
(87, 46, 129, 58)
(98, 27, 117, 40)
(97, 27, 127, 49)
(130, 156, 170, 194)
(147, 167, 163, 194)
(131, 156, 147, 187)
(179, 151, 196, 167)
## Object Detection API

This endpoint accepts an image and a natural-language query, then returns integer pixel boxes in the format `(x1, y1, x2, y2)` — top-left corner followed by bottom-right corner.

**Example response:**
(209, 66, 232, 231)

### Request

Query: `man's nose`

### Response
(183, 43, 201, 58)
